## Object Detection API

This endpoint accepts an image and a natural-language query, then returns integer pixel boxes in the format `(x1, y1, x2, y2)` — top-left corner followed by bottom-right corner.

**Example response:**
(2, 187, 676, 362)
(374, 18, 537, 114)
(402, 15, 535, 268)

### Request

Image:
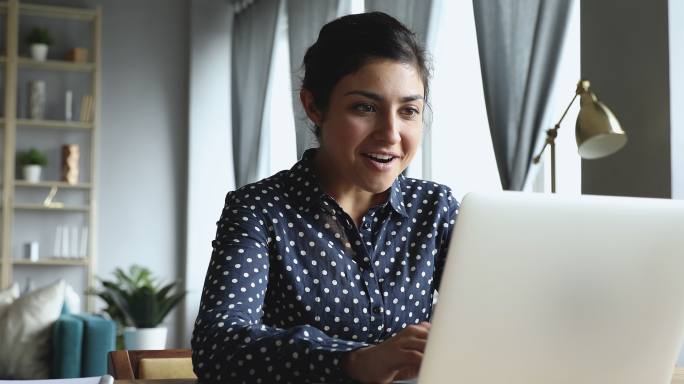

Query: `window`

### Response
(526, 0, 581, 195)
(261, 6, 297, 177)
(429, 0, 580, 198)
(429, 0, 500, 199)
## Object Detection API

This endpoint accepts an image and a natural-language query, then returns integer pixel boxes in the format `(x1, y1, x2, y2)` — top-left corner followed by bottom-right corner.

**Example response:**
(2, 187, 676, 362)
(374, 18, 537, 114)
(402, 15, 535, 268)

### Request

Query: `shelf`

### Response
(14, 204, 90, 212)
(13, 258, 88, 266)
(14, 180, 92, 189)
(16, 119, 93, 130)
(18, 57, 94, 72)
(19, 3, 97, 21)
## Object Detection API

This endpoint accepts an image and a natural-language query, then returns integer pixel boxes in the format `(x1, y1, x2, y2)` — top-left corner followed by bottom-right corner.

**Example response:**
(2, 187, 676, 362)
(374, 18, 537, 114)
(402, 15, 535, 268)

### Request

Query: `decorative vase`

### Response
(61, 144, 79, 184)
(123, 327, 168, 350)
(30, 43, 48, 61)
(23, 165, 42, 183)
(29, 80, 46, 120)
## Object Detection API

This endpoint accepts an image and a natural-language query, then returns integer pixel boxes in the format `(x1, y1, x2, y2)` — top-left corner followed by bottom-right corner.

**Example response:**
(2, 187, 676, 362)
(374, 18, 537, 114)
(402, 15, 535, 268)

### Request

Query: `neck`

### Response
(313, 150, 388, 227)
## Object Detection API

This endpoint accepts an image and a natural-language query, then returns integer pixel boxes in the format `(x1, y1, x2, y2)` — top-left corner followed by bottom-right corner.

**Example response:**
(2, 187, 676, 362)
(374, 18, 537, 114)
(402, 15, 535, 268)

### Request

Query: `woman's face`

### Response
(307, 59, 425, 195)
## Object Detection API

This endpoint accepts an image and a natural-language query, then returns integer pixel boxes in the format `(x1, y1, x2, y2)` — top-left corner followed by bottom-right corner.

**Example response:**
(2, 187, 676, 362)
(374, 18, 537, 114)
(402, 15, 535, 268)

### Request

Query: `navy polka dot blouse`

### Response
(191, 149, 459, 383)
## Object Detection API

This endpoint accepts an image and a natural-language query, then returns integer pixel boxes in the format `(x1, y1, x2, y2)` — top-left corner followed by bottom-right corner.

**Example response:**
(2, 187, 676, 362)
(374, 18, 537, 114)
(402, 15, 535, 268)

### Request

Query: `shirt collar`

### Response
(286, 148, 408, 218)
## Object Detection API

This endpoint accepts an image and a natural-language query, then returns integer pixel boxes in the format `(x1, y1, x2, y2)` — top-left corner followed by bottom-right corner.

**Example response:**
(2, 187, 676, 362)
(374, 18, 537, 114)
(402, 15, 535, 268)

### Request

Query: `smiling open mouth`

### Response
(363, 153, 396, 164)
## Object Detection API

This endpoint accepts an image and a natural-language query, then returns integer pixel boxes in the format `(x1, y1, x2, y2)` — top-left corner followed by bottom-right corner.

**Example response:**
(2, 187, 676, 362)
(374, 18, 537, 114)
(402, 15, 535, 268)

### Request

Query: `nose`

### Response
(375, 111, 401, 144)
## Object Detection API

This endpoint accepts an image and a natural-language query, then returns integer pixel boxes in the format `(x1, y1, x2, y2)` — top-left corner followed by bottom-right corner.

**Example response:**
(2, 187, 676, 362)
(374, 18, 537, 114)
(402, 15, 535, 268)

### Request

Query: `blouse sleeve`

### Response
(433, 187, 460, 291)
(191, 191, 367, 384)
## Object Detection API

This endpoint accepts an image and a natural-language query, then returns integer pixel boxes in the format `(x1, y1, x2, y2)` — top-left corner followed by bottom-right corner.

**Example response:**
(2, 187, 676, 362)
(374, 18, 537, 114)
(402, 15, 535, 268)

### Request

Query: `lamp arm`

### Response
(554, 92, 579, 129)
(532, 92, 580, 164)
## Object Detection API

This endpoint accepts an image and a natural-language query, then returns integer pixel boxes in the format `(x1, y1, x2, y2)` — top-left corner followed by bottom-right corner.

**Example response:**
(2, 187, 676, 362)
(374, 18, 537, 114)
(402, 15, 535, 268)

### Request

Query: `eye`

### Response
(353, 103, 376, 113)
(401, 107, 421, 119)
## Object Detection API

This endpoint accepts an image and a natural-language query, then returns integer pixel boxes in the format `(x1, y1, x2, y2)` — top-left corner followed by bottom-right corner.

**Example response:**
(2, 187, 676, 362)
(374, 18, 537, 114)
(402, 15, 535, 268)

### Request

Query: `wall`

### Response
(35, 0, 190, 347)
(184, 0, 234, 348)
(671, 0, 684, 200)
(581, 0, 671, 197)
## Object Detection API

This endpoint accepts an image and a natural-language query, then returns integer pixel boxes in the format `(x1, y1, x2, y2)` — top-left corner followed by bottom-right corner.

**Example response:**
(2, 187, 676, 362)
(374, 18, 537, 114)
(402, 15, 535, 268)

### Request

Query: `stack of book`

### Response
(80, 95, 94, 122)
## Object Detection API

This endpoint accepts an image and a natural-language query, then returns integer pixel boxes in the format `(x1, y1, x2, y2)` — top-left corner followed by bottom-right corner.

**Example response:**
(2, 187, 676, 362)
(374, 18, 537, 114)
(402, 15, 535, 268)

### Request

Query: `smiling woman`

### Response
(302, 60, 425, 225)
(191, 12, 459, 384)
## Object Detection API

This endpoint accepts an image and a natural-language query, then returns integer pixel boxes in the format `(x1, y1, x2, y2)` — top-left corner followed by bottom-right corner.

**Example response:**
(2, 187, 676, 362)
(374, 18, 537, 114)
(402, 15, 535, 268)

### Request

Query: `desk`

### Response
(114, 368, 684, 384)
(115, 381, 196, 384)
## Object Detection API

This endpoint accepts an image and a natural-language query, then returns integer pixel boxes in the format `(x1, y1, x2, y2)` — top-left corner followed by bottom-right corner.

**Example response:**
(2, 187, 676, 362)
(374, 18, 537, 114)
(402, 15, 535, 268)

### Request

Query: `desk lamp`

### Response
(533, 80, 627, 193)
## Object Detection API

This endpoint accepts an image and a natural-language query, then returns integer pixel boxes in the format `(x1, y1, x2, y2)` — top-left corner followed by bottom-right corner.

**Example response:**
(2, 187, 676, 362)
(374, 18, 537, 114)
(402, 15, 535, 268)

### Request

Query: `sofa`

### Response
(51, 306, 116, 378)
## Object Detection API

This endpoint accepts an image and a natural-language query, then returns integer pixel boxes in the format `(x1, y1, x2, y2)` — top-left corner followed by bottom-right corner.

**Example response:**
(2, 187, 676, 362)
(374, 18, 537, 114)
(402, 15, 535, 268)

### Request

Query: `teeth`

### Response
(367, 153, 393, 161)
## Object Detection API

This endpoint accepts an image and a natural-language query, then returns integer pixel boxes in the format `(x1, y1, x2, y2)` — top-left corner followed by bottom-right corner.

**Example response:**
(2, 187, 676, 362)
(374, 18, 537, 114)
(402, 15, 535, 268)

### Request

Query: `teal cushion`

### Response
(51, 314, 83, 378)
(74, 314, 115, 377)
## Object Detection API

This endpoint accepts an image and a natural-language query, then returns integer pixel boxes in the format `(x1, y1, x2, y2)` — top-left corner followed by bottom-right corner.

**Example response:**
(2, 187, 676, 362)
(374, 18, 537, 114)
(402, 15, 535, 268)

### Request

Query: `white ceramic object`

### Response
(30, 43, 48, 61)
(29, 80, 46, 119)
(23, 165, 42, 183)
(123, 327, 168, 350)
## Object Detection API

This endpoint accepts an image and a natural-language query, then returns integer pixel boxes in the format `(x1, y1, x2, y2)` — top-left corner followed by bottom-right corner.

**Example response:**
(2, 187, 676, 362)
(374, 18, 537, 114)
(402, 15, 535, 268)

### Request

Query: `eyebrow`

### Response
(344, 90, 424, 103)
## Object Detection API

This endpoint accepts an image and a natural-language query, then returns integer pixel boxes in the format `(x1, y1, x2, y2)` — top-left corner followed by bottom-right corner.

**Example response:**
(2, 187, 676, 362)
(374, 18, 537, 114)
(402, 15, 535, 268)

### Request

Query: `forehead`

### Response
(332, 59, 425, 99)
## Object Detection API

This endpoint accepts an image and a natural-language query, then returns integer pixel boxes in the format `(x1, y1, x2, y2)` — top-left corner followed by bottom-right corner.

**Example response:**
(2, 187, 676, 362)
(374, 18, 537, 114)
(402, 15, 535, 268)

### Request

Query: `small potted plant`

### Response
(18, 148, 47, 183)
(26, 27, 53, 61)
(88, 265, 186, 350)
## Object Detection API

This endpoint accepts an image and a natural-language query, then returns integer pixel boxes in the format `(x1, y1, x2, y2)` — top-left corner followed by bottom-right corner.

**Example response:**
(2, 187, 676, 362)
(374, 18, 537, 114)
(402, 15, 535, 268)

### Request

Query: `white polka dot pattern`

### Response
(191, 149, 459, 383)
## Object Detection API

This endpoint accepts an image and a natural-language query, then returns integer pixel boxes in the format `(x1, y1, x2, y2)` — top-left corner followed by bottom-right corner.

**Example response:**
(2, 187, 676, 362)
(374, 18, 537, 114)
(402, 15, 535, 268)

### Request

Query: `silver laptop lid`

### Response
(420, 192, 684, 384)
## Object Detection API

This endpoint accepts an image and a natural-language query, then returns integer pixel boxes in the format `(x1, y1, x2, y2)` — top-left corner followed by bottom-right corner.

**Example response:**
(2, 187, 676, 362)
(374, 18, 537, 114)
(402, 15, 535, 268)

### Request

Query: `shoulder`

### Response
(399, 177, 460, 212)
(224, 171, 289, 207)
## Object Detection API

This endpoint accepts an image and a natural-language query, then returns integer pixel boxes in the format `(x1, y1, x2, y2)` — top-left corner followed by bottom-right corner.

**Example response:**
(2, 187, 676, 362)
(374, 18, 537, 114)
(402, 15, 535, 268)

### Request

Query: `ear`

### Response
(300, 89, 323, 127)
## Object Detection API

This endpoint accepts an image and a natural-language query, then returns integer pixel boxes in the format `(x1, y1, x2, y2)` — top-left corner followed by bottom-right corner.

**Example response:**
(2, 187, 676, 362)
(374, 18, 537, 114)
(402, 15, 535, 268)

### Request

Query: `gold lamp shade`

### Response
(575, 80, 627, 159)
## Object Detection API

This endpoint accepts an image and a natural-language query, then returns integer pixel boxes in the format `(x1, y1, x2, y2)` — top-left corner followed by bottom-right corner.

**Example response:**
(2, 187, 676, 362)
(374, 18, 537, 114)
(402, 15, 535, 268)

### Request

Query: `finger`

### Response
(399, 337, 427, 352)
(400, 324, 430, 339)
(394, 365, 421, 381)
(394, 349, 423, 368)
(418, 321, 431, 330)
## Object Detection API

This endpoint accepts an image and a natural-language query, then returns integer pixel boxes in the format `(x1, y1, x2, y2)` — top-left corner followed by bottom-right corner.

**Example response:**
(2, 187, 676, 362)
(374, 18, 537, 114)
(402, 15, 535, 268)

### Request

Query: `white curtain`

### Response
(231, 0, 281, 187)
(287, 0, 351, 159)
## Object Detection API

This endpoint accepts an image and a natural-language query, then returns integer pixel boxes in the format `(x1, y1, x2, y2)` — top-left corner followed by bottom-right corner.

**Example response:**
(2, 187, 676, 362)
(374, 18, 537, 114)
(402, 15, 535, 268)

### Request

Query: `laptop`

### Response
(418, 191, 684, 384)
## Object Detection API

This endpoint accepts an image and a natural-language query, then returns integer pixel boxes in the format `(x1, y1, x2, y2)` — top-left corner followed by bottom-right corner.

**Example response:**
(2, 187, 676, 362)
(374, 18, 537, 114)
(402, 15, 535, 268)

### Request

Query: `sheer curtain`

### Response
(231, 0, 281, 187)
(287, 0, 350, 159)
(472, 0, 572, 190)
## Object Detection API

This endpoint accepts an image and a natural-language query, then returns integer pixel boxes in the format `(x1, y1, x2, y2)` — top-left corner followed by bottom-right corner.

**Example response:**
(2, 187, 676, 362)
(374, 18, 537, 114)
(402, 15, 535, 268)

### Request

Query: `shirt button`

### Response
(372, 307, 382, 315)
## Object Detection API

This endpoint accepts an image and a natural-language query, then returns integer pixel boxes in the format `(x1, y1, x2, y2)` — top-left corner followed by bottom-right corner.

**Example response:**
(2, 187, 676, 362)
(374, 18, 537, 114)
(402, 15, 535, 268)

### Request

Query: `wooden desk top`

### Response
(115, 381, 196, 384)
(114, 368, 684, 383)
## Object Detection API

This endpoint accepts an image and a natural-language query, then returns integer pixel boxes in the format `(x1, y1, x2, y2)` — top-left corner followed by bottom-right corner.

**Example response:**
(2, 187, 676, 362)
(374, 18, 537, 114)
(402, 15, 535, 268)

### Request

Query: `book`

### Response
(80, 95, 94, 122)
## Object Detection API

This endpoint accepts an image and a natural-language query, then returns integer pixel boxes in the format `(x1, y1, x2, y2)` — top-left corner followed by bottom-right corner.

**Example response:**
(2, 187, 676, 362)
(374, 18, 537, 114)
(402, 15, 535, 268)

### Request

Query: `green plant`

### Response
(88, 265, 187, 329)
(26, 27, 53, 46)
(18, 148, 47, 166)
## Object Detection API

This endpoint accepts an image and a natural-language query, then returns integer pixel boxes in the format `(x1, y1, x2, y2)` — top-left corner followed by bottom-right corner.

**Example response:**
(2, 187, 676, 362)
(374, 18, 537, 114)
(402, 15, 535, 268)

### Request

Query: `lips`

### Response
(362, 152, 399, 164)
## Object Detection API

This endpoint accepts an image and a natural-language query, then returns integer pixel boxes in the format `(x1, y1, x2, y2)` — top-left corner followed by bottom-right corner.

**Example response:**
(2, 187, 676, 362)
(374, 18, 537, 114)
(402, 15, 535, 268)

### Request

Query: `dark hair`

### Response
(302, 12, 431, 136)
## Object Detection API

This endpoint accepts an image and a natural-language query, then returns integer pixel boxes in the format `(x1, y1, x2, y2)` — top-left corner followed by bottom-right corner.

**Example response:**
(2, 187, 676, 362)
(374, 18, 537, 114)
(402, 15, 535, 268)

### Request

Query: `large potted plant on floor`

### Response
(89, 265, 186, 350)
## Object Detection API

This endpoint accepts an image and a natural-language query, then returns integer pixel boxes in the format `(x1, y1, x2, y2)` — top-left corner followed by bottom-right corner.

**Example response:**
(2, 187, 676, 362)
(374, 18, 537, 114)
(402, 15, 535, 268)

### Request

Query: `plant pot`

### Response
(23, 165, 42, 183)
(30, 43, 49, 61)
(123, 327, 167, 350)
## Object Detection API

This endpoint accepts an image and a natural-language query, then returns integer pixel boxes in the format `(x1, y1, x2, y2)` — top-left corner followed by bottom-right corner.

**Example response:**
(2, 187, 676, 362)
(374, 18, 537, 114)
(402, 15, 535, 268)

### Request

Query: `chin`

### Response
(363, 177, 396, 193)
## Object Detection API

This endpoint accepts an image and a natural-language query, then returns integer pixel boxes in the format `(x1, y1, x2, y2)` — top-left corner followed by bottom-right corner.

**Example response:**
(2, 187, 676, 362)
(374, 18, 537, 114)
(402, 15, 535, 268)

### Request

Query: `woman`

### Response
(192, 11, 459, 384)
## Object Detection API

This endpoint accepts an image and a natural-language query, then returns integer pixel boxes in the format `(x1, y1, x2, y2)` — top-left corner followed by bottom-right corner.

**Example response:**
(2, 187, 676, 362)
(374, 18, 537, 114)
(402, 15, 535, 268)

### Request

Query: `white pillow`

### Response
(63, 283, 81, 314)
(0, 282, 19, 305)
(0, 279, 65, 379)
(0, 283, 20, 320)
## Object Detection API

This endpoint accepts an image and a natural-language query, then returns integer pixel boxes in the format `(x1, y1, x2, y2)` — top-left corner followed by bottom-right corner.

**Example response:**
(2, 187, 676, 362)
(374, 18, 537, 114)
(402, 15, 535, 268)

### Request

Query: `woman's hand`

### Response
(342, 322, 431, 383)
